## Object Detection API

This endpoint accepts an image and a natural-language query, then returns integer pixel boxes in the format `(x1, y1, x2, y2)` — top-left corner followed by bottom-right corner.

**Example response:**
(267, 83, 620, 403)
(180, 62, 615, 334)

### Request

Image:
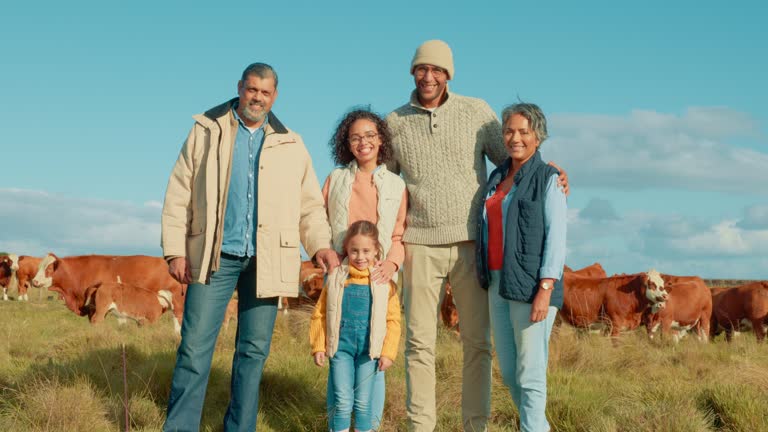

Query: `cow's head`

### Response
(31, 253, 59, 289)
(0, 256, 12, 279)
(8, 254, 19, 272)
(643, 269, 668, 305)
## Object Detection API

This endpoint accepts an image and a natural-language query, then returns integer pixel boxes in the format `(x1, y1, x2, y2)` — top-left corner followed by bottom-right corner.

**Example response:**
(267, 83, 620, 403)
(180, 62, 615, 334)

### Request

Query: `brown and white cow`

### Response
(441, 282, 460, 332)
(82, 281, 174, 326)
(565, 262, 607, 278)
(644, 277, 712, 342)
(661, 273, 704, 285)
(300, 260, 324, 302)
(278, 260, 325, 313)
(711, 282, 768, 342)
(14, 255, 42, 301)
(560, 269, 668, 337)
(0, 256, 15, 293)
(32, 253, 185, 334)
(1, 254, 19, 301)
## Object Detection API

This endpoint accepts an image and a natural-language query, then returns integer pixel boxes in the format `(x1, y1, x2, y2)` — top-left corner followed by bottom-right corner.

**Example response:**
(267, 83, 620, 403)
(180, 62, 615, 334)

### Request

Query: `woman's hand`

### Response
(372, 261, 397, 284)
(530, 280, 554, 323)
(378, 356, 393, 371)
(313, 352, 326, 367)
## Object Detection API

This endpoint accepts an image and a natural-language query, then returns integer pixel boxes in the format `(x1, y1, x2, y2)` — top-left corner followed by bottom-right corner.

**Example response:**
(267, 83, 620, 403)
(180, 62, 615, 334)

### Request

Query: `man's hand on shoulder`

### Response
(169, 257, 192, 285)
(548, 161, 570, 196)
(314, 249, 340, 273)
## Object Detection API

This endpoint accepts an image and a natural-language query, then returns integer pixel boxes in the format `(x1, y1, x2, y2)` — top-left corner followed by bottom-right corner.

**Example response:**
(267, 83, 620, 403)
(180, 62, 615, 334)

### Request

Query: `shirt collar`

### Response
(408, 87, 452, 111)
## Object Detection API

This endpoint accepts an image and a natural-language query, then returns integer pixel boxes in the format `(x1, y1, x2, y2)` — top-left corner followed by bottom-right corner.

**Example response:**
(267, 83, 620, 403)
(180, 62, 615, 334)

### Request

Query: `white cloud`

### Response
(565, 202, 768, 279)
(547, 107, 768, 193)
(0, 188, 161, 257)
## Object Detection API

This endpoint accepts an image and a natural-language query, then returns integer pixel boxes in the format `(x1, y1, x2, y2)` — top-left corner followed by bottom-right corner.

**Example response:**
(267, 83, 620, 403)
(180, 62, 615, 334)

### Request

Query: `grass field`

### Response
(1, 289, 767, 432)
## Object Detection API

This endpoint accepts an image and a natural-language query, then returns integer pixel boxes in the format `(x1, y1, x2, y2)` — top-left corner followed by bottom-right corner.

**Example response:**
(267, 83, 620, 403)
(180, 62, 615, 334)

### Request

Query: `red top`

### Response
(485, 185, 510, 271)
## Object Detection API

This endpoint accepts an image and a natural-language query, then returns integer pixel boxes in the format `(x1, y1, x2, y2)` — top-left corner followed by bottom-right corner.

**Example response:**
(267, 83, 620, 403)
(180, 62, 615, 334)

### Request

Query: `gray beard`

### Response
(242, 104, 267, 124)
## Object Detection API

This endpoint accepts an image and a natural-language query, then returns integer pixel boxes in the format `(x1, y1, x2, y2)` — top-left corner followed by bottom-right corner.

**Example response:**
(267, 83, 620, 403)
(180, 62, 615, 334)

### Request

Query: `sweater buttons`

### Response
(432, 113, 437, 118)
(433, 124, 438, 128)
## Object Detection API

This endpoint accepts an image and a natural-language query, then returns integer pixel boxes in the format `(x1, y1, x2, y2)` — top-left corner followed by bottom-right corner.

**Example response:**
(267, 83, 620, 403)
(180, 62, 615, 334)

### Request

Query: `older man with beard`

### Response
(161, 62, 338, 432)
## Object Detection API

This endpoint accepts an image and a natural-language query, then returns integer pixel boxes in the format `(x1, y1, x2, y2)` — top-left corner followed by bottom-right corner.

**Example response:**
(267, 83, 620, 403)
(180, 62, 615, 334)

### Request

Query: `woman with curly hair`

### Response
(318, 108, 407, 430)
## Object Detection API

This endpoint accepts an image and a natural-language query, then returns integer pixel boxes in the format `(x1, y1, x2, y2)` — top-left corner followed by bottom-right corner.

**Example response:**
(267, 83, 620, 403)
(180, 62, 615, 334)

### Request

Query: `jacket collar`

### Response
(513, 150, 544, 184)
(347, 160, 386, 178)
(491, 151, 544, 188)
(203, 97, 289, 134)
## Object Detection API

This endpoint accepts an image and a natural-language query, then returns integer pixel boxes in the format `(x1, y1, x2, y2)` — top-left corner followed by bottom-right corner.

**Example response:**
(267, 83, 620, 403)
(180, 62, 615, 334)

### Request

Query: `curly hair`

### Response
(330, 107, 394, 166)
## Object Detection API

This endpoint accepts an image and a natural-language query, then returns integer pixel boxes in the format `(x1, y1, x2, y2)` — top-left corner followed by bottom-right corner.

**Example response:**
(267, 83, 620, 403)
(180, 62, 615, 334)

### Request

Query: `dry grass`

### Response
(1, 292, 767, 431)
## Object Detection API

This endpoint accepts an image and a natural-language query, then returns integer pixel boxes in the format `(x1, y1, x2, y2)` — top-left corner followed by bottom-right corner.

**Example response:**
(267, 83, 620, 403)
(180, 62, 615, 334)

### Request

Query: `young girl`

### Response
(321, 108, 407, 429)
(310, 221, 402, 432)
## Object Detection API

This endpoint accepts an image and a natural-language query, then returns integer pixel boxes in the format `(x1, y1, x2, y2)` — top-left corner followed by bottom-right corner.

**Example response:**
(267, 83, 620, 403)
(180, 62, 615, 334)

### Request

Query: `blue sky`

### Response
(1, 1, 766, 278)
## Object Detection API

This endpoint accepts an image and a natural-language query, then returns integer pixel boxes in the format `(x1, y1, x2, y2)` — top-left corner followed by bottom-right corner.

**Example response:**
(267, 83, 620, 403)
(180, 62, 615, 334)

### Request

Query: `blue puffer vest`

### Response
(475, 151, 564, 308)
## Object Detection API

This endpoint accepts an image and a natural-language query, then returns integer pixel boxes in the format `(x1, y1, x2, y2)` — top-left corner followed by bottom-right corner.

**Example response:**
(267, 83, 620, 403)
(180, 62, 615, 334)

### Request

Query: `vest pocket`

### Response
(514, 251, 541, 287)
(279, 231, 300, 283)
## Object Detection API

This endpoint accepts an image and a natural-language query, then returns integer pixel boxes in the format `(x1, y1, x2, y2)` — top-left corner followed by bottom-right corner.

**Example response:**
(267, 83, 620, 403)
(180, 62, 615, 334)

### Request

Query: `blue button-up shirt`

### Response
(221, 107, 267, 257)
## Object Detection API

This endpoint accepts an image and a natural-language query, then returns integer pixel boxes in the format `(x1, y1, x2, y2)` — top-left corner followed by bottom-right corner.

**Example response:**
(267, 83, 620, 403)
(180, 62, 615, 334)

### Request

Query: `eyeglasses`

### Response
(414, 65, 446, 79)
(349, 132, 379, 145)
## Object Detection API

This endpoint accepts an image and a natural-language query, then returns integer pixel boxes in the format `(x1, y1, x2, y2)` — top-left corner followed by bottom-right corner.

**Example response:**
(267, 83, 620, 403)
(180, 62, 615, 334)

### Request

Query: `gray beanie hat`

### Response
(410, 39, 454, 79)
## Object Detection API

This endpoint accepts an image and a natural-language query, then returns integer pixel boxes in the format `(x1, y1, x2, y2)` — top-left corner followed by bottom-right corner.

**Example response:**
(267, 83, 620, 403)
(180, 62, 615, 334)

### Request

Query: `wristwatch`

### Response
(540, 281, 552, 290)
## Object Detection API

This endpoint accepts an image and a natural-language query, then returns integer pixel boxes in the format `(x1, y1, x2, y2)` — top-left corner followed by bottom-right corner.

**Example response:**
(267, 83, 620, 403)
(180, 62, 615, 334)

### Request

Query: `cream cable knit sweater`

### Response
(387, 90, 507, 245)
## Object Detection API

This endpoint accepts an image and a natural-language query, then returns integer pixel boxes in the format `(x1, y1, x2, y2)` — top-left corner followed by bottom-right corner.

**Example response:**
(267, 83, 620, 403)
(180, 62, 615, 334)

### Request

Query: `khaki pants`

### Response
(403, 241, 492, 432)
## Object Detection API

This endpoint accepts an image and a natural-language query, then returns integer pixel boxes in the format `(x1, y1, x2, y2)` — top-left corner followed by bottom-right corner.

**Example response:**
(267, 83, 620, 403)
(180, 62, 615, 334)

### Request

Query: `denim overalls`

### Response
(329, 280, 378, 431)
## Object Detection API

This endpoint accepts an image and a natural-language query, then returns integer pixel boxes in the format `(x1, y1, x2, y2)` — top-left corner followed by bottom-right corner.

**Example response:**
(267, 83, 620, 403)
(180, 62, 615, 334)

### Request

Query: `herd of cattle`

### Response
(1, 254, 766, 343)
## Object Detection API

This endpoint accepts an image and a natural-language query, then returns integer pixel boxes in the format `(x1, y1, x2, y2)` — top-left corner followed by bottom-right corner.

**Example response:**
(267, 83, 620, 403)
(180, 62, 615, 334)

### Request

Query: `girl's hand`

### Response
(372, 261, 397, 284)
(313, 352, 326, 367)
(378, 356, 393, 371)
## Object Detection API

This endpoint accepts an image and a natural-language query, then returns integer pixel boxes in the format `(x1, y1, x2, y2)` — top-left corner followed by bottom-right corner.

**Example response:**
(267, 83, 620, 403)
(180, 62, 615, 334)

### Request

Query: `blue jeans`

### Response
(327, 370, 385, 430)
(488, 270, 556, 432)
(164, 254, 278, 432)
(328, 282, 377, 431)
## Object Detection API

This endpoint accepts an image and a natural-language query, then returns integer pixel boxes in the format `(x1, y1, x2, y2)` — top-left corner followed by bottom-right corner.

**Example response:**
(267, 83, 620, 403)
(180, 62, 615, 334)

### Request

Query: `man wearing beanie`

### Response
(386, 40, 567, 431)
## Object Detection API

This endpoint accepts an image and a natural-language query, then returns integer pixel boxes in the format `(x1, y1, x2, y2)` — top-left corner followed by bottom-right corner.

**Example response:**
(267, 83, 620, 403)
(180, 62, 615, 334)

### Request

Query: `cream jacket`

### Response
(161, 98, 332, 297)
(326, 161, 406, 279)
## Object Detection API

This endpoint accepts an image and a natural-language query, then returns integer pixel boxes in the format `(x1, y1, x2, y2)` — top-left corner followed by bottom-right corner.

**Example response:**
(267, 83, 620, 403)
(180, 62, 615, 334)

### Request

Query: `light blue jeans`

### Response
(164, 254, 278, 432)
(328, 281, 378, 431)
(488, 270, 556, 432)
(327, 370, 385, 430)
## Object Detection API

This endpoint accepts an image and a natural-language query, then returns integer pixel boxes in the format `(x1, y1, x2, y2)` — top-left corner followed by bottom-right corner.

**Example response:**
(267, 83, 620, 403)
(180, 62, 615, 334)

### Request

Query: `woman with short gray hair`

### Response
(476, 102, 567, 431)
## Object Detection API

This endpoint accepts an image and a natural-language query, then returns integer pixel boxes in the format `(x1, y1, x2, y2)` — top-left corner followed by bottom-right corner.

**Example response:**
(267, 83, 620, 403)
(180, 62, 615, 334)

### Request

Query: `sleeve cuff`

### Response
(539, 266, 562, 280)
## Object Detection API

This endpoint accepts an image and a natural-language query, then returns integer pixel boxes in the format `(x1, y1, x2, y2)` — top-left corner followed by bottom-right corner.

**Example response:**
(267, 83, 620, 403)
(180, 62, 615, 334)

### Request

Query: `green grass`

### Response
(1, 291, 767, 431)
